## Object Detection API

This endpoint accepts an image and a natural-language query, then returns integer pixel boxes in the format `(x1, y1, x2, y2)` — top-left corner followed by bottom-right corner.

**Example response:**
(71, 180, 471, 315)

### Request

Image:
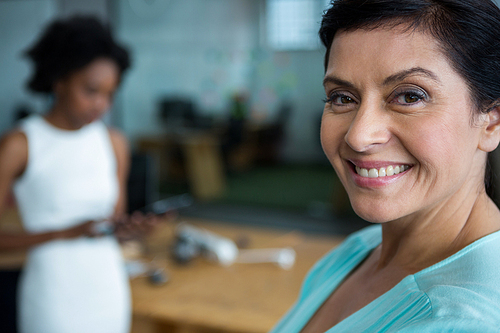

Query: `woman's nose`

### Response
(344, 103, 391, 153)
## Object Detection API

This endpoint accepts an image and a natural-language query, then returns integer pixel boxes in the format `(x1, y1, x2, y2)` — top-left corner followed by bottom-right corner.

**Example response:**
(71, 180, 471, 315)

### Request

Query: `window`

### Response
(266, 0, 330, 51)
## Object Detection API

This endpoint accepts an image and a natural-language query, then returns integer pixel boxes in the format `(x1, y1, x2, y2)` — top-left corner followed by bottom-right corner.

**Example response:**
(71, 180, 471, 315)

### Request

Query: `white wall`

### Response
(0, 0, 56, 134)
(58, 0, 108, 19)
(115, 0, 260, 138)
(114, 0, 327, 162)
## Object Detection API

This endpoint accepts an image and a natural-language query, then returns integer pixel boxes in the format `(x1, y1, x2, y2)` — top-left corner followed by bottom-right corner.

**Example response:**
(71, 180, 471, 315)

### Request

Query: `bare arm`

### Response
(0, 130, 28, 217)
(0, 223, 93, 251)
(107, 128, 165, 241)
(108, 128, 130, 216)
(0, 130, 92, 251)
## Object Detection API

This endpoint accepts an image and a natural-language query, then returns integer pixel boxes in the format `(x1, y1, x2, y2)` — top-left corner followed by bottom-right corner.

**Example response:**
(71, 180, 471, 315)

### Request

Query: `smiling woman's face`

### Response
(321, 27, 491, 223)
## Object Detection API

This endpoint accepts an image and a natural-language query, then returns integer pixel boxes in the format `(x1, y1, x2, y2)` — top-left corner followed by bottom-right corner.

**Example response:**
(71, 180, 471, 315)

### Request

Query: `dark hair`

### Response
(319, 0, 500, 113)
(25, 15, 131, 94)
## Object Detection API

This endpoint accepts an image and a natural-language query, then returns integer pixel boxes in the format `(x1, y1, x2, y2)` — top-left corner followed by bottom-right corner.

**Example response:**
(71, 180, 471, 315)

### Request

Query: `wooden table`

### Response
(130, 217, 344, 333)
(0, 210, 344, 333)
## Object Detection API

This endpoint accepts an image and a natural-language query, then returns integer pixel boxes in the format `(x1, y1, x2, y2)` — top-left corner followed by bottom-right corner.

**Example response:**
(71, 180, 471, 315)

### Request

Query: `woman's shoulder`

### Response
(0, 128, 29, 178)
(396, 315, 500, 332)
(15, 113, 43, 129)
(106, 127, 128, 146)
(416, 228, 500, 285)
(0, 128, 28, 147)
(105, 126, 129, 159)
(413, 229, 500, 328)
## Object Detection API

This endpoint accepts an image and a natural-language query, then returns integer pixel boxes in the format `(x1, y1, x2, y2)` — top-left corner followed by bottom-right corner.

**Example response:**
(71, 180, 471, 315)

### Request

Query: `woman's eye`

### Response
(324, 92, 356, 105)
(85, 87, 98, 95)
(393, 90, 427, 105)
(338, 96, 354, 104)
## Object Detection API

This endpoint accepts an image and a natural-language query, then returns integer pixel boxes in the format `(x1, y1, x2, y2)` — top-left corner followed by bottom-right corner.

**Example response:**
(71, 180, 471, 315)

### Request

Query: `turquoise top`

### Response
(270, 225, 500, 332)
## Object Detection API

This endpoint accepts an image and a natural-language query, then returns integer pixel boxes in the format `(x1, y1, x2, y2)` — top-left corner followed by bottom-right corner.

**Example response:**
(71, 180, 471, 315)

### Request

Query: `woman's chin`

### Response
(350, 203, 398, 224)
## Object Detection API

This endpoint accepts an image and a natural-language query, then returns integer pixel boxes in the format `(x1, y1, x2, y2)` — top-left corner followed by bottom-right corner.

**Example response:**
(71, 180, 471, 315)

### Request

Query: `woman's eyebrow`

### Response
(383, 67, 441, 86)
(322, 75, 354, 88)
(323, 67, 440, 89)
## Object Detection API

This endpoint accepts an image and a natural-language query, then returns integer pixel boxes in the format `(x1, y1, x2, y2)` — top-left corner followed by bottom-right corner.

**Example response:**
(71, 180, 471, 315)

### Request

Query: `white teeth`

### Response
(379, 167, 386, 177)
(355, 164, 409, 178)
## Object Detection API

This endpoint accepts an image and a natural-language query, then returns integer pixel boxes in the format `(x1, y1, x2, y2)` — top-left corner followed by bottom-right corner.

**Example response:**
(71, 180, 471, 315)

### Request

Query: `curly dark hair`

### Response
(25, 15, 131, 94)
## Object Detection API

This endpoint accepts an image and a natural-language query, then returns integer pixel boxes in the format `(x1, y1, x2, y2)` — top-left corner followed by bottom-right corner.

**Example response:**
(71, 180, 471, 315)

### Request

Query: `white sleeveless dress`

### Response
(13, 115, 131, 333)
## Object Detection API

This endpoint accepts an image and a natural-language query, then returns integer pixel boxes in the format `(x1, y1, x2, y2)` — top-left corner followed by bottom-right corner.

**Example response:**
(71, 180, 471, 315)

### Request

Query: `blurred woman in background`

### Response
(0, 15, 146, 333)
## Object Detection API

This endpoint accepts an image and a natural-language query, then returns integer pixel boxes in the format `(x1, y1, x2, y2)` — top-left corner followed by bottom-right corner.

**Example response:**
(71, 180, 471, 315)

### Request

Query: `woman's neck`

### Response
(377, 190, 500, 273)
(44, 106, 82, 131)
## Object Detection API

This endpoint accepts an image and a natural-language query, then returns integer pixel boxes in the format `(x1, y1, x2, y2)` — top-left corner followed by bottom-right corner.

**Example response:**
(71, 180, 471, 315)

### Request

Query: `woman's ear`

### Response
(479, 106, 500, 152)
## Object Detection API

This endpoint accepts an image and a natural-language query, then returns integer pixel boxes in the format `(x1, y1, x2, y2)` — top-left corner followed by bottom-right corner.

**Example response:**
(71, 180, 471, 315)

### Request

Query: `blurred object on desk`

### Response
(183, 133, 226, 200)
(138, 95, 294, 203)
(221, 92, 252, 173)
(137, 130, 226, 201)
(159, 97, 215, 131)
(146, 95, 223, 200)
(173, 222, 238, 266)
(252, 102, 292, 166)
(130, 217, 344, 333)
(235, 247, 296, 270)
(221, 98, 293, 173)
(173, 222, 297, 270)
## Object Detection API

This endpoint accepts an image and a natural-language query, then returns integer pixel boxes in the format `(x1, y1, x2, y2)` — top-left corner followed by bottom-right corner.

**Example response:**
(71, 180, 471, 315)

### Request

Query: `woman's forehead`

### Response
(326, 27, 452, 83)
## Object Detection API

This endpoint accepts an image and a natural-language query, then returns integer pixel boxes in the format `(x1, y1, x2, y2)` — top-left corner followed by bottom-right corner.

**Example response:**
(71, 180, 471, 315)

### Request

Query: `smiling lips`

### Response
(355, 165, 410, 178)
